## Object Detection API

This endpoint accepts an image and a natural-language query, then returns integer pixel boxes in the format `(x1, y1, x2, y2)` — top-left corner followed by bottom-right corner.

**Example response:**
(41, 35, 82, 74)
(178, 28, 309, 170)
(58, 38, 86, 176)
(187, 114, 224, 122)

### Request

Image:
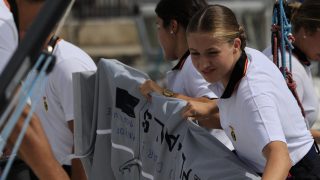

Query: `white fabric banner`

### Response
(73, 59, 260, 180)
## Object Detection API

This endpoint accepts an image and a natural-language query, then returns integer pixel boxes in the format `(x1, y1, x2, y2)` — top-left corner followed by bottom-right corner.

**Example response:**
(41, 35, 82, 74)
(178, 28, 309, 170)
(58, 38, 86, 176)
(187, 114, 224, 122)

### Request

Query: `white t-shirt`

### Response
(166, 55, 234, 150)
(263, 46, 319, 128)
(0, 0, 18, 73)
(33, 40, 97, 165)
(209, 47, 313, 173)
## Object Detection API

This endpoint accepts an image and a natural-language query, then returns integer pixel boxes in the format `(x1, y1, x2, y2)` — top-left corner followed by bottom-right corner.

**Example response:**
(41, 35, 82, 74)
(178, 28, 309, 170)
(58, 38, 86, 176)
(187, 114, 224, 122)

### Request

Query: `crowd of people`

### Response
(1, 0, 320, 179)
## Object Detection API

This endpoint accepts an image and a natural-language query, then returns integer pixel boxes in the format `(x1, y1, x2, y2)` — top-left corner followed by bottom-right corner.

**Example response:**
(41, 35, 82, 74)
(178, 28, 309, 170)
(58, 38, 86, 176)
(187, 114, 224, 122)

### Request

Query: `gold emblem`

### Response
(43, 96, 48, 112)
(162, 88, 175, 97)
(229, 125, 236, 141)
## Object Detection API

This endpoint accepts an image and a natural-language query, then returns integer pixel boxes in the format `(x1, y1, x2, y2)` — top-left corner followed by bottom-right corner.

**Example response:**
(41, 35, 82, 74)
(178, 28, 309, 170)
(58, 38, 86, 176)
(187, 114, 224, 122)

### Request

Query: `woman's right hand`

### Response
(182, 99, 222, 129)
(139, 80, 164, 101)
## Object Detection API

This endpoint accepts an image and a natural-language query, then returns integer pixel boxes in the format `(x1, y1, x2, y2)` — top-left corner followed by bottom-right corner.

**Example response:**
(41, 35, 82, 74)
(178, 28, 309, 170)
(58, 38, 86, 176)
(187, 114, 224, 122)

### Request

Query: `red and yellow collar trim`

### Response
(172, 50, 190, 70)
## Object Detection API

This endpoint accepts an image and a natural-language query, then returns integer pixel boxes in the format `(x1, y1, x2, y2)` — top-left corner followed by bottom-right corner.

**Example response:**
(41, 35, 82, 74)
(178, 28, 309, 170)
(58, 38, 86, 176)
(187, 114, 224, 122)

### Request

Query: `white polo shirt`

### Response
(209, 47, 313, 173)
(263, 46, 319, 128)
(0, 0, 18, 73)
(32, 40, 97, 165)
(166, 53, 234, 150)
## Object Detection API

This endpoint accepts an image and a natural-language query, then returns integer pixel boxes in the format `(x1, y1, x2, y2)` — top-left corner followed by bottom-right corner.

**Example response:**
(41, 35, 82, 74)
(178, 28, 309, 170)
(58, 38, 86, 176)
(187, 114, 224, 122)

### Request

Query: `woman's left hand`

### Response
(139, 80, 164, 101)
(181, 99, 222, 129)
(182, 100, 214, 120)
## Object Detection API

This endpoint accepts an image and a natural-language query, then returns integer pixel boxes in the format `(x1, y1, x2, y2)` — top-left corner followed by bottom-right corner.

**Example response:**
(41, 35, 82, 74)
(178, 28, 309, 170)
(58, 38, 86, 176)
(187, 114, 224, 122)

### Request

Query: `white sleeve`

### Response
(182, 58, 217, 98)
(243, 94, 287, 153)
(52, 58, 91, 121)
(0, 19, 18, 73)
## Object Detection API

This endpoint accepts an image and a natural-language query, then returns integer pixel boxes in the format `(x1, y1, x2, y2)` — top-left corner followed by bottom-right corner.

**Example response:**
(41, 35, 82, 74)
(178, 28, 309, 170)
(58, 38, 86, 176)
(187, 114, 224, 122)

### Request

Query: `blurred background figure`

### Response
(263, 0, 320, 143)
(0, 0, 96, 179)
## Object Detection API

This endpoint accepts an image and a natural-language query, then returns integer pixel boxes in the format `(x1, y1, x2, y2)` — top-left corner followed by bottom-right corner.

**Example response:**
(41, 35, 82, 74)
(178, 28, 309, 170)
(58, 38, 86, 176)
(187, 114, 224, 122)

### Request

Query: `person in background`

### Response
(185, 4, 320, 178)
(1, 0, 67, 178)
(263, 0, 320, 143)
(0, 0, 96, 179)
(139, 0, 233, 150)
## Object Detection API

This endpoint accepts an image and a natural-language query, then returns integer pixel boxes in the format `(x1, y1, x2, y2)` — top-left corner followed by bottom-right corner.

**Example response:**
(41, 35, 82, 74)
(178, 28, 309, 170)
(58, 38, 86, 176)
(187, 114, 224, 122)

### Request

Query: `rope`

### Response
(0, 54, 46, 150)
(280, 67, 306, 118)
(54, 0, 75, 37)
(271, 0, 306, 117)
(0, 54, 53, 180)
(272, 0, 320, 155)
(272, 0, 294, 77)
(271, 24, 280, 66)
(0, 1, 76, 178)
(271, 0, 309, 119)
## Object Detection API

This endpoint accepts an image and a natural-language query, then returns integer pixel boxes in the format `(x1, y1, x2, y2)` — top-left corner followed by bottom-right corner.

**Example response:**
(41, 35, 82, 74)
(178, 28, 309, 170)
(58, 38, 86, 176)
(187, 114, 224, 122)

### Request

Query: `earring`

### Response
(303, 35, 307, 39)
(170, 30, 174, 34)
